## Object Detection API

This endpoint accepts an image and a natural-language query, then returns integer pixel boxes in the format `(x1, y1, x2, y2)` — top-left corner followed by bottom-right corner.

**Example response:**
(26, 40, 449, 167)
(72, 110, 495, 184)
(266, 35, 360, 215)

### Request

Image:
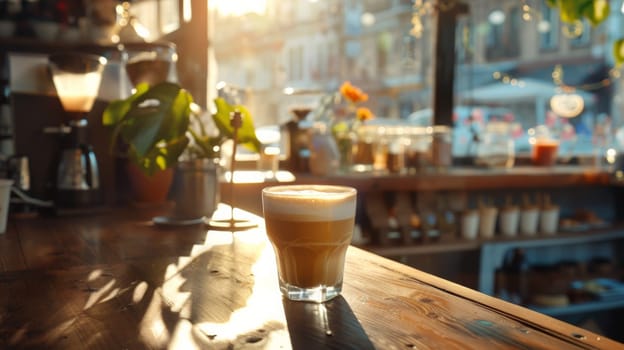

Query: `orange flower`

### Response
(340, 81, 368, 103)
(356, 107, 374, 122)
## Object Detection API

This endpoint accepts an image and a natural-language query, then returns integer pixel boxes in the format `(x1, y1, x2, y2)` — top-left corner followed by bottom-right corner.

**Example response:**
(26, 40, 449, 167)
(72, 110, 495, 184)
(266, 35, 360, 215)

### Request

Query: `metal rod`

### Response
(229, 110, 242, 224)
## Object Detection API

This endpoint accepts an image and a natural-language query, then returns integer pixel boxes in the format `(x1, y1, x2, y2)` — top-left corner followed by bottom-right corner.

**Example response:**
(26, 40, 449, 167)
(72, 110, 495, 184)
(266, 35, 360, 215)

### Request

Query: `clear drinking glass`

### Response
(262, 185, 357, 303)
(429, 125, 452, 170)
(475, 122, 515, 168)
(122, 42, 178, 87)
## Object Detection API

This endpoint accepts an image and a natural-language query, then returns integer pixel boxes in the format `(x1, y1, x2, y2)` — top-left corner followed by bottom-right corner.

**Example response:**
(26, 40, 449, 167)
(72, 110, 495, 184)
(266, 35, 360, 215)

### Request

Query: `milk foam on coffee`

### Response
(262, 185, 356, 221)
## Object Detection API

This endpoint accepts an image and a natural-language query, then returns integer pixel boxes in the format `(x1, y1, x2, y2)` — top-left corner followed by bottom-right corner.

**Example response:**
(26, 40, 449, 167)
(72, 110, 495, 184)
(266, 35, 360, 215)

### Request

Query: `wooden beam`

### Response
(164, 0, 208, 107)
(432, 1, 469, 127)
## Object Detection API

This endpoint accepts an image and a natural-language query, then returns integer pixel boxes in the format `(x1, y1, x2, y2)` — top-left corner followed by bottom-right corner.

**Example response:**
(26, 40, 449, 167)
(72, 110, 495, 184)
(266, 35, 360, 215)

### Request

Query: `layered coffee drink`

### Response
(262, 185, 357, 302)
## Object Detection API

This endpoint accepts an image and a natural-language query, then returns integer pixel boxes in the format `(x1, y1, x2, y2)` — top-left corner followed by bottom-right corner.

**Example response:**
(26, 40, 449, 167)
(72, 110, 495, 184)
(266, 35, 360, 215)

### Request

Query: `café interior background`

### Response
(2, 1, 624, 342)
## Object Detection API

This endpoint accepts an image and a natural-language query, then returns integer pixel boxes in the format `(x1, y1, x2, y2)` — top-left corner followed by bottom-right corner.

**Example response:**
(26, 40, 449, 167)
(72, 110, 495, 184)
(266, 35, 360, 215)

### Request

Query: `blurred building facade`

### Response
(210, 0, 623, 155)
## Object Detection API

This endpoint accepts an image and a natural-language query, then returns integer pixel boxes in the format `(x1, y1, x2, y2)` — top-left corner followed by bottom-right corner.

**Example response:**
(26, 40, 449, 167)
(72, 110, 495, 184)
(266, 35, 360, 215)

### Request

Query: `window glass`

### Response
(539, 1, 559, 51)
(210, 0, 622, 159)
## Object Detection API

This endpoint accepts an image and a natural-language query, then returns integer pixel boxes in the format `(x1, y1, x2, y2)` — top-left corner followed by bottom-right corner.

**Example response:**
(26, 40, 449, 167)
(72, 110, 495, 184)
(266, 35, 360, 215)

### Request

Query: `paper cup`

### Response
(461, 210, 479, 240)
(479, 207, 498, 239)
(500, 207, 520, 237)
(540, 207, 560, 235)
(520, 208, 539, 236)
(0, 179, 13, 233)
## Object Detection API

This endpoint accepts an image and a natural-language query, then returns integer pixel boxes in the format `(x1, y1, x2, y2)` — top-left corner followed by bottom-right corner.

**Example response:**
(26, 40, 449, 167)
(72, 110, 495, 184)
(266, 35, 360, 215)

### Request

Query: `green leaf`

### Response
(212, 97, 261, 154)
(160, 87, 193, 141)
(139, 135, 190, 176)
(212, 97, 236, 136)
(332, 121, 349, 135)
(188, 128, 221, 158)
(103, 82, 194, 175)
(102, 83, 150, 126)
(582, 0, 609, 26)
(120, 82, 191, 158)
(102, 99, 130, 126)
(614, 39, 624, 66)
(557, 0, 590, 23)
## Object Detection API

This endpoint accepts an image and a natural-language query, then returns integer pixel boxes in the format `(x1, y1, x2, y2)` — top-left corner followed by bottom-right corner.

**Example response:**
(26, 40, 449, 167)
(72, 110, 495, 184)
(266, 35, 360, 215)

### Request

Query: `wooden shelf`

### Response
(362, 225, 624, 258)
(0, 37, 121, 55)
(294, 165, 612, 192)
(363, 239, 480, 257)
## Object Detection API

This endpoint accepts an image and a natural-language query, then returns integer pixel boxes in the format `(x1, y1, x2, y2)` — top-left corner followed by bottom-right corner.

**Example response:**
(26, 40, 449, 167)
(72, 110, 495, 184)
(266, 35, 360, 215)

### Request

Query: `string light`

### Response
(491, 72, 526, 87)
(520, 0, 541, 23)
(493, 65, 620, 93)
(561, 21, 584, 38)
(522, 5, 532, 21)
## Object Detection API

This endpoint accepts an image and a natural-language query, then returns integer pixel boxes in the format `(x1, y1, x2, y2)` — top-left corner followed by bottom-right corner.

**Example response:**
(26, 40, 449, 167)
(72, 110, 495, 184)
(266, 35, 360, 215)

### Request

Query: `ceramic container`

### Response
(520, 207, 539, 236)
(461, 210, 479, 241)
(479, 207, 498, 239)
(500, 206, 520, 237)
(540, 206, 560, 235)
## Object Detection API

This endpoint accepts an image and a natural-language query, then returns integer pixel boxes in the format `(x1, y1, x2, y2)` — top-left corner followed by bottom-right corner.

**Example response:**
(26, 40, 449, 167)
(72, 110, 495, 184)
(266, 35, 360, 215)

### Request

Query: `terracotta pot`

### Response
(126, 163, 174, 204)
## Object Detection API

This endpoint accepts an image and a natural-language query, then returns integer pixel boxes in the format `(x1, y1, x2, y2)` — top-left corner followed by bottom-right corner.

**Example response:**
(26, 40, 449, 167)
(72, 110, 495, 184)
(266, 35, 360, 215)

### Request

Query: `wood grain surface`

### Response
(0, 204, 622, 349)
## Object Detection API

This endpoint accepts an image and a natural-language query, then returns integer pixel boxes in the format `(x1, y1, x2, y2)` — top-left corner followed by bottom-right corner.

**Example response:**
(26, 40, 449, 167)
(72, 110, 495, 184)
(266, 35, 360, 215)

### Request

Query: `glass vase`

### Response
(308, 122, 340, 176)
(335, 129, 355, 173)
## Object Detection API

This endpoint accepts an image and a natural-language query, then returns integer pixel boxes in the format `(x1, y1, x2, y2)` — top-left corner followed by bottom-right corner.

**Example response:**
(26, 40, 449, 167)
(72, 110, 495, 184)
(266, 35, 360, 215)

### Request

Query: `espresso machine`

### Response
(47, 53, 107, 209)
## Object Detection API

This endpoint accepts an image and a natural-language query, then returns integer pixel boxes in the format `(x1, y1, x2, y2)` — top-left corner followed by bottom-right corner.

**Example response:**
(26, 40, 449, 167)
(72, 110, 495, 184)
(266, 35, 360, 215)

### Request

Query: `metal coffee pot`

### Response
(55, 120, 101, 207)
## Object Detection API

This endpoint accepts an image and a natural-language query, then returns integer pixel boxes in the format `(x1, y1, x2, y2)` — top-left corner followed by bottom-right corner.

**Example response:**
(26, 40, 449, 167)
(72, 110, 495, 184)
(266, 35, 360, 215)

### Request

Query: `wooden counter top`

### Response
(0, 205, 622, 349)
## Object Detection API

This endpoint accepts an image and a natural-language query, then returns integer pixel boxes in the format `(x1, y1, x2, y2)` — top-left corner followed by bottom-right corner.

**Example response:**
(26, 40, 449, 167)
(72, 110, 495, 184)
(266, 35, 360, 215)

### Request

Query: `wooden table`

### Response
(0, 204, 622, 349)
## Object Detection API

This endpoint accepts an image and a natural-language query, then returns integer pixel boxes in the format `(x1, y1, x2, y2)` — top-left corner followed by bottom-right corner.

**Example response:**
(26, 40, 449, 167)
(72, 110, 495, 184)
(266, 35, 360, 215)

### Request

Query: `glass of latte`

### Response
(262, 185, 357, 303)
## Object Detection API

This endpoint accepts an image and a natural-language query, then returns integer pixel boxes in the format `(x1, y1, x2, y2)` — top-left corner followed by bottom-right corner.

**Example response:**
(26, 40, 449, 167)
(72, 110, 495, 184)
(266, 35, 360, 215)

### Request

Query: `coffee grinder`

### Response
(47, 53, 107, 209)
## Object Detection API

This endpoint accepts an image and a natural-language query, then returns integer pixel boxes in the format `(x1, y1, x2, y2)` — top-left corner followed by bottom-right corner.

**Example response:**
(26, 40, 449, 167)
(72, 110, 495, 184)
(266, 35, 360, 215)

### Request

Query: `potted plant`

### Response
(102, 81, 261, 217)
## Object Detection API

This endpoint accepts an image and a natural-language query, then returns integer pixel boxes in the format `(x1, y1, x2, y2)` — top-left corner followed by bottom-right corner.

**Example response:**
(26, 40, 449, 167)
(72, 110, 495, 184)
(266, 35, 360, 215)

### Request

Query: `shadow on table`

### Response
(282, 295, 375, 350)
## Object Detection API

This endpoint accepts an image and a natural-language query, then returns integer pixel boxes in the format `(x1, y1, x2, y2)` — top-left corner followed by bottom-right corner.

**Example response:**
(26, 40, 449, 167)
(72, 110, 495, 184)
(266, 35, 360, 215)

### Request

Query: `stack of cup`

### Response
(540, 194, 559, 235)
(461, 209, 479, 240)
(499, 197, 520, 237)
(478, 199, 498, 239)
(519, 194, 539, 236)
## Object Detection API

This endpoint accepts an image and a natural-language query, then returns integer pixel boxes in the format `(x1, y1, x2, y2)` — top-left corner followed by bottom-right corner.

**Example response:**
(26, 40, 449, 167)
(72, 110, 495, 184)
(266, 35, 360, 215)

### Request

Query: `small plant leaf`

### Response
(102, 83, 150, 126)
(119, 82, 191, 158)
(557, 0, 588, 23)
(614, 39, 624, 67)
(213, 97, 262, 153)
(582, 0, 609, 26)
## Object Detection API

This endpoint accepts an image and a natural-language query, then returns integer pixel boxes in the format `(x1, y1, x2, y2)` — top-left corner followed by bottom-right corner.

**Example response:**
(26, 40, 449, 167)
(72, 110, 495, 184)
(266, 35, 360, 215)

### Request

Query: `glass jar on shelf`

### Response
(385, 126, 406, 174)
(405, 126, 431, 173)
(352, 124, 376, 172)
(529, 125, 559, 166)
(475, 121, 515, 168)
(429, 125, 452, 170)
(372, 126, 389, 172)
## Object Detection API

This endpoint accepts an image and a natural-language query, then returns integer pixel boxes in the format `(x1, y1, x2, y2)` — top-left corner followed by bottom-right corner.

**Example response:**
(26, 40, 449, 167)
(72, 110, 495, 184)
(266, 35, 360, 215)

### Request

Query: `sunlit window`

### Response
(539, 1, 559, 51)
(210, 0, 624, 161)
